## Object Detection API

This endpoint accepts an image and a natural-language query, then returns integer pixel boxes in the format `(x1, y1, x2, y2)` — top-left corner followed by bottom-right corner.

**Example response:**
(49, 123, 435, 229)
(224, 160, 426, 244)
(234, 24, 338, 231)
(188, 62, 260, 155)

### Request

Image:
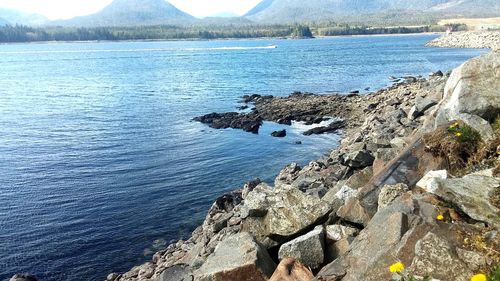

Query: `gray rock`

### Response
(241, 184, 332, 248)
(458, 113, 495, 141)
(408, 97, 437, 119)
(194, 232, 276, 281)
(431, 174, 500, 229)
(435, 51, 500, 126)
(340, 150, 374, 168)
(278, 226, 325, 270)
(275, 163, 301, 186)
(106, 273, 119, 281)
(158, 265, 193, 281)
(409, 232, 473, 281)
(325, 224, 358, 242)
(377, 183, 409, 210)
(336, 197, 371, 226)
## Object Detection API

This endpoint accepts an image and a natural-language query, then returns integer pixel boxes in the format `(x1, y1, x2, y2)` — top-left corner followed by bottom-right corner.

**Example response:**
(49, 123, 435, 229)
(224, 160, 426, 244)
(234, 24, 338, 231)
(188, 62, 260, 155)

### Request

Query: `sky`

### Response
(0, 0, 263, 20)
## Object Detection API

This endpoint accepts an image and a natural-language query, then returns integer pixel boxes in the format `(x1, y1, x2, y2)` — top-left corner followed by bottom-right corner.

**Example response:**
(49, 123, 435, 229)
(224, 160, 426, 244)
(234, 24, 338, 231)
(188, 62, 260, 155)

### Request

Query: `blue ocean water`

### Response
(0, 35, 486, 281)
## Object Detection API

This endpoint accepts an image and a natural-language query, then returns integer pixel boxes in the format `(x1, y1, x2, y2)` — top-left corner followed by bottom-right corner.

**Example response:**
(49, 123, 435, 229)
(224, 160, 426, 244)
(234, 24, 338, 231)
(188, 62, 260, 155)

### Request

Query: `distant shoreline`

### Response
(0, 32, 442, 45)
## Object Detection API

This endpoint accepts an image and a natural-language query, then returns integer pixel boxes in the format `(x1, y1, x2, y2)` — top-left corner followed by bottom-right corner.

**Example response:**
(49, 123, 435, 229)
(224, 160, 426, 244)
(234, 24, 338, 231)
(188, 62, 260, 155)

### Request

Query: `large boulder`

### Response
(194, 232, 276, 281)
(269, 258, 314, 281)
(435, 51, 500, 126)
(278, 226, 325, 270)
(241, 184, 331, 248)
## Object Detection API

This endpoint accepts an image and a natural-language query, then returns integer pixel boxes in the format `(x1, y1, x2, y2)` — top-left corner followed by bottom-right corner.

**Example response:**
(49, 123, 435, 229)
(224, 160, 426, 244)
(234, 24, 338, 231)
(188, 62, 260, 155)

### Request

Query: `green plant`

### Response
(488, 265, 500, 281)
(448, 121, 482, 144)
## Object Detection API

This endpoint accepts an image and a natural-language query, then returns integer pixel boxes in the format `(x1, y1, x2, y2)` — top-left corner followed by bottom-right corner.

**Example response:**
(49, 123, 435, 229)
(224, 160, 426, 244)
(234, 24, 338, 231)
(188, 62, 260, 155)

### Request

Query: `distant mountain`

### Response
(54, 0, 196, 27)
(0, 17, 9, 26)
(245, 0, 500, 24)
(0, 9, 49, 26)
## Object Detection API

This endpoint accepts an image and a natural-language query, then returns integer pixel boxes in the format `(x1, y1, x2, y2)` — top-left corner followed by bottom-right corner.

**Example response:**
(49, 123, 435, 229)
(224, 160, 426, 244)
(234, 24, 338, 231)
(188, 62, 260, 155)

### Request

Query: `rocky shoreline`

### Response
(90, 50, 500, 281)
(426, 31, 500, 50)
(10, 49, 500, 281)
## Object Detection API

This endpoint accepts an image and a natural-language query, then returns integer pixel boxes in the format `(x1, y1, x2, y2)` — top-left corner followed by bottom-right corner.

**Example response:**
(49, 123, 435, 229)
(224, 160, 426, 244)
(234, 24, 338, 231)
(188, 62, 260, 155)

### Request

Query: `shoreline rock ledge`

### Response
(104, 50, 498, 281)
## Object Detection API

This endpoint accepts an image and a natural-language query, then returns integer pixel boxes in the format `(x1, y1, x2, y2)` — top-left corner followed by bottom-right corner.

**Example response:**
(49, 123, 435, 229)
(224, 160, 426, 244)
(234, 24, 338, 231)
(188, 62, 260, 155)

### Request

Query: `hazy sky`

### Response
(0, 0, 263, 19)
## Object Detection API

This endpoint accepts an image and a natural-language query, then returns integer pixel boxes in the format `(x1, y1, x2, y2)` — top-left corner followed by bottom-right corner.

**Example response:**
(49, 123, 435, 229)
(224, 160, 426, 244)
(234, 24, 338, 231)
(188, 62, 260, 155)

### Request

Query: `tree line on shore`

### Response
(0, 23, 465, 43)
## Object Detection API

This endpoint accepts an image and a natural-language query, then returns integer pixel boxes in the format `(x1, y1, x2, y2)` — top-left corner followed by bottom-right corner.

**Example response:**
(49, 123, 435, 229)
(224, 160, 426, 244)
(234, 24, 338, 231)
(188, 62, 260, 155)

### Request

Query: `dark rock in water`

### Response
(241, 94, 273, 103)
(237, 105, 249, 110)
(214, 190, 243, 213)
(295, 140, 302, 145)
(404, 76, 417, 83)
(350, 90, 360, 94)
(193, 112, 263, 134)
(430, 70, 443, 77)
(364, 87, 370, 91)
(304, 116, 326, 125)
(271, 130, 287, 138)
(303, 120, 346, 136)
(277, 117, 293, 125)
(346, 93, 359, 97)
(10, 274, 38, 281)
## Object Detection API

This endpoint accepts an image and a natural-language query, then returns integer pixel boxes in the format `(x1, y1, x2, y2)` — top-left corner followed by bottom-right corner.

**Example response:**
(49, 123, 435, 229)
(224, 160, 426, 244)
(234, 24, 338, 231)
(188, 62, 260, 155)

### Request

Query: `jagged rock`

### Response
(194, 232, 276, 281)
(340, 150, 374, 168)
(344, 166, 373, 190)
(271, 130, 287, 138)
(278, 226, 325, 270)
(275, 163, 301, 186)
(429, 174, 500, 228)
(269, 258, 314, 281)
(415, 170, 447, 192)
(303, 120, 346, 136)
(356, 137, 447, 217)
(325, 225, 358, 262)
(408, 97, 437, 120)
(137, 262, 155, 279)
(242, 178, 262, 199)
(334, 185, 358, 201)
(241, 184, 331, 248)
(158, 265, 193, 281)
(373, 148, 398, 174)
(389, 137, 407, 150)
(377, 183, 409, 210)
(9, 274, 38, 281)
(409, 232, 473, 281)
(336, 197, 371, 226)
(325, 225, 359, 242)
(435, 51, 500, 126)
(106, 273, 119, 281)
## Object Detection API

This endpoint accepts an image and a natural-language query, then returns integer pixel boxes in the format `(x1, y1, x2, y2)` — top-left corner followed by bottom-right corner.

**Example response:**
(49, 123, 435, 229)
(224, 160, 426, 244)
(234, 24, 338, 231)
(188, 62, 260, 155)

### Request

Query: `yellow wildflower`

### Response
(449, 122, 459, 129)
(436, 214, 444, 221)
(470, 273, 487, 281)
(455, 132, 462, 137)
(389, 262, 405, 273)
